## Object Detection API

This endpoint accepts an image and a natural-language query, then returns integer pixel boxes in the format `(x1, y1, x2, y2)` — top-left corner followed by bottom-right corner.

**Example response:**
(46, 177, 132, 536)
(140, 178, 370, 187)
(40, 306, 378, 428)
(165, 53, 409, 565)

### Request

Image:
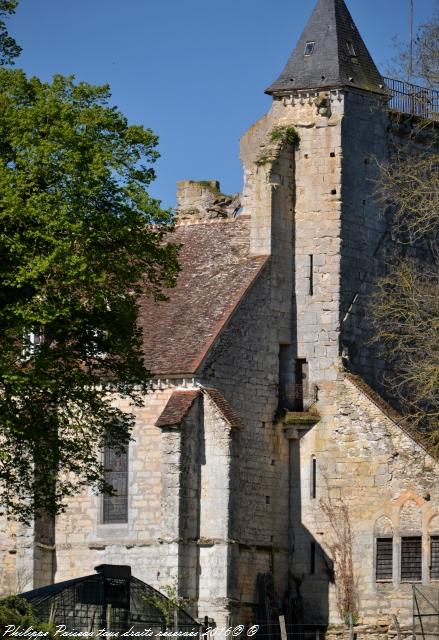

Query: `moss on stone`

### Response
(270, 125, 300, 145)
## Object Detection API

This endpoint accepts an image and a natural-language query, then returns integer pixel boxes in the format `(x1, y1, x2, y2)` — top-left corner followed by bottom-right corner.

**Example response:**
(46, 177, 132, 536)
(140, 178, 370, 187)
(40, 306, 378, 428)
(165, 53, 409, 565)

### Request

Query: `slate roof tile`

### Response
(266, 0, 385, 96)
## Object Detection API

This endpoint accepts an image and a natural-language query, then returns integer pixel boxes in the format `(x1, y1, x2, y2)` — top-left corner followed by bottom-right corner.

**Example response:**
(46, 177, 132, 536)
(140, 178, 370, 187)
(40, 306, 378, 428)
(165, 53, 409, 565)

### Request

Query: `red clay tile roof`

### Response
(203, 387, 242, 430)
(140, 218, 268, 375)
(345, 373, 437, 459)
(155, 390, 200, 428)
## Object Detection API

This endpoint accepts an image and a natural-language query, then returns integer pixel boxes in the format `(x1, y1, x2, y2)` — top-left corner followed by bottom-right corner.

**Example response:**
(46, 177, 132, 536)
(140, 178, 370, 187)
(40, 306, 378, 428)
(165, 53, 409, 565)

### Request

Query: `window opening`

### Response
(401, 536, 422, 582)
(294, 359, 309, 411)
(103, 445, 128, 524)
(304, 41, 315, 56)
(431, 536, 439, 580)
(310, 542, 316, 574)
(311, 457, 317, 499)
(22, 330, 43, 360)
(376, 538, 393, 581)
(309, 254, 314, 296)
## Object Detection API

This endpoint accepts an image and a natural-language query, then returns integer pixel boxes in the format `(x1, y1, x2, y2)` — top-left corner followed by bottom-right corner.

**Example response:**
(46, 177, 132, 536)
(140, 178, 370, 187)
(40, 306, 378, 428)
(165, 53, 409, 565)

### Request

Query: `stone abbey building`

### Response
(1, 0, 439, 633)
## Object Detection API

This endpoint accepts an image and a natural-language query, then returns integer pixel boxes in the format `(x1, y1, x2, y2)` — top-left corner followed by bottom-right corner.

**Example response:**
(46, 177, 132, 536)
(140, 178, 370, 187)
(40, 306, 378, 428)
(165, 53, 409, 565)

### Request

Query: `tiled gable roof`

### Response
(139, 218, 268, 375)
(155, 390, 200, 428)
(203, 387, 242, 430)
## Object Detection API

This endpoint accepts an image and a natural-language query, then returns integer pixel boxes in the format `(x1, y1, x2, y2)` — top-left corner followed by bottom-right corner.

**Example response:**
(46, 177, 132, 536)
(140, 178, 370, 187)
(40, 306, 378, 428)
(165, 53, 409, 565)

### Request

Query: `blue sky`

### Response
(9, 0, 436, 208)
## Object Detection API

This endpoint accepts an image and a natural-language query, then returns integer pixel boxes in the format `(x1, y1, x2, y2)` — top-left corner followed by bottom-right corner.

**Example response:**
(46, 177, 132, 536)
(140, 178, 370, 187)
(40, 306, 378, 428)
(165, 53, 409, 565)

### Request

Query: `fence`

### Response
(383, 77, 439, 121)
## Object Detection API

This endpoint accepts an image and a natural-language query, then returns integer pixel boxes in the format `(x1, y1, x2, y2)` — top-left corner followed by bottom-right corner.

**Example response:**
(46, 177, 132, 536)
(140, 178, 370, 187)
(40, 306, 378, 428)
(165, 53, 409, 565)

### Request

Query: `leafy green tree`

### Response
(0, 1, 21, 65)
(0, 69, 179, 522)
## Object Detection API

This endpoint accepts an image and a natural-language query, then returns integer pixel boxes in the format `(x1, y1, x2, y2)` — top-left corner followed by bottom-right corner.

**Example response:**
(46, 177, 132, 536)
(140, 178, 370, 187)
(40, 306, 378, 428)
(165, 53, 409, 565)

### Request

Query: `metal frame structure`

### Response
(21, 565, 199, 634)
(413, 585, 439, 640)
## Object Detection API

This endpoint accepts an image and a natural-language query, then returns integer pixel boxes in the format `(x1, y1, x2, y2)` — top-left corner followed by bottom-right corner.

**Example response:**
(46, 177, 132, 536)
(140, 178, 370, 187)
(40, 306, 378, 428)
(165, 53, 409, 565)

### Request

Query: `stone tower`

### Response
(240, 0, 439, 628)
(242, 0, 389, 390)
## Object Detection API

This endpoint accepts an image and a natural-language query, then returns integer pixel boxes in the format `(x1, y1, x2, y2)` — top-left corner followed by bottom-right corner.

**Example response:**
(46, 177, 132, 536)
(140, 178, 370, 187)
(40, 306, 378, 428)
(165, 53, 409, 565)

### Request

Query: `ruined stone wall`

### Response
(295, 376, 439, 626)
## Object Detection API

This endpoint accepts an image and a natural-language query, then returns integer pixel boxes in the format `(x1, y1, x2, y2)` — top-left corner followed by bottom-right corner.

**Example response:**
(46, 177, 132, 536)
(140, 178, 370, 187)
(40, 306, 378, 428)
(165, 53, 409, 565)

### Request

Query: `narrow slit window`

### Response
(431, 537, 439, 580)
(376, 538, 393, 581)
(304, 41, 315, 56)
(103, 445, 128, 524)
(309, 254, 314, 295)
(311, 457, 317, 499)
(401, 537, 422, 582)
(310, 542, 316, 574)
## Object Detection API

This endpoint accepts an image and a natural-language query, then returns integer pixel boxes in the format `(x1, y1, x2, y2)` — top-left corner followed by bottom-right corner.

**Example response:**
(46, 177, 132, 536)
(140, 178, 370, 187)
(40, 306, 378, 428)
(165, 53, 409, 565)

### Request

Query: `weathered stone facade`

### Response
(0, 0, 438, 636)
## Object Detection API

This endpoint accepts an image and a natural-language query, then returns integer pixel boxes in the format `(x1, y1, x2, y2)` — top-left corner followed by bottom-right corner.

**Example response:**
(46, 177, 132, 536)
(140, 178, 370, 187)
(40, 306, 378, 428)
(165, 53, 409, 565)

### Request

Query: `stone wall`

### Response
(200, 128, 297, 620)
(295, 376, 439, 626)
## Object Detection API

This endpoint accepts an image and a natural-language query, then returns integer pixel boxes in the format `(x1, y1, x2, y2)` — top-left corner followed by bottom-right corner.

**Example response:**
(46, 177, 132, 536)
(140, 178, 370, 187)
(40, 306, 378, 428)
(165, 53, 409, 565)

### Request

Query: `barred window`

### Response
(401, 537, 422, 582)
(431, 537, 439, 580)
(102, 445, 128, 524)
(376, 538, 393, 581)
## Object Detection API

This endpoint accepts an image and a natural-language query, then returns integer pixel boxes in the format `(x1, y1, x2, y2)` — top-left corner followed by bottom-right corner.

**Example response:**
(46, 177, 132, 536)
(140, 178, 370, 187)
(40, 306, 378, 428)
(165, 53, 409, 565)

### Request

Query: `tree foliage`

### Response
(0, 69, 179, 522)
(0, 0, 21, 65)
(370, 8, 439, 439)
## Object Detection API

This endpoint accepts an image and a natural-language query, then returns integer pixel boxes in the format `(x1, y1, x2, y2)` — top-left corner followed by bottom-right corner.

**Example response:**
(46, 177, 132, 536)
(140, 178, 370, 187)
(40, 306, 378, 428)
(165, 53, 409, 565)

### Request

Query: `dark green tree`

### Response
(0, 0, 21, 65)
(0, 70, 179, 522)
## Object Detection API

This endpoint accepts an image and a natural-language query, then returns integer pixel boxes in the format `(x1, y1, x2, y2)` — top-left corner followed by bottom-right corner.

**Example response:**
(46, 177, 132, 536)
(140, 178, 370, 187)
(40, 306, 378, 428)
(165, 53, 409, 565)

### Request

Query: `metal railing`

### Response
(384, 76, 439, 121)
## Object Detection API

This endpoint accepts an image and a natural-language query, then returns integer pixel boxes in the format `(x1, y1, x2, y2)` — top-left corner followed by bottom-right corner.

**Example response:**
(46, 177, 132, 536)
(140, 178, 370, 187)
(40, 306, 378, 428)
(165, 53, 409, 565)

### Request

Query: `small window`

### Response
(22, 330, 43, 359)
(103, 445, 128, 524)
(401, 537, 422, 582)
(304, 41, 315, 56)
(311, 457, 317, 499)
(346, 41, 356, 56)
(309, 254, 314, 296)
(310, 542, 316, 575)
(376, 538, 393, 581)
(431, 537, 439, 580)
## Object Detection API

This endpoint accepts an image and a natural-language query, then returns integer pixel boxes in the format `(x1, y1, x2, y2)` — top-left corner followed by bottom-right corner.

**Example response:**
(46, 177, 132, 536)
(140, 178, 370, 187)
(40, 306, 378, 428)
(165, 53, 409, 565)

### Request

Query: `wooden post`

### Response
(106, 603, 112, 632)
(279, 615, 287, 640)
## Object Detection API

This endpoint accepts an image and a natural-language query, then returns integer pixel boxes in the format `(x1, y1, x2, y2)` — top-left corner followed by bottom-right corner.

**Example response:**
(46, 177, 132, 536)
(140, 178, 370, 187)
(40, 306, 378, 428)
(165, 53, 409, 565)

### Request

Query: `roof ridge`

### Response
(175, 216, 245, 228)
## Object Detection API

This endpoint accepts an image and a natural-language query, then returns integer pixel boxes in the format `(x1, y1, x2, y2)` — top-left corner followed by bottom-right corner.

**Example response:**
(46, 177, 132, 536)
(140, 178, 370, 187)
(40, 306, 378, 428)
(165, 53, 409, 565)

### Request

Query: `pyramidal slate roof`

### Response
(266, 0, 385, 96)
